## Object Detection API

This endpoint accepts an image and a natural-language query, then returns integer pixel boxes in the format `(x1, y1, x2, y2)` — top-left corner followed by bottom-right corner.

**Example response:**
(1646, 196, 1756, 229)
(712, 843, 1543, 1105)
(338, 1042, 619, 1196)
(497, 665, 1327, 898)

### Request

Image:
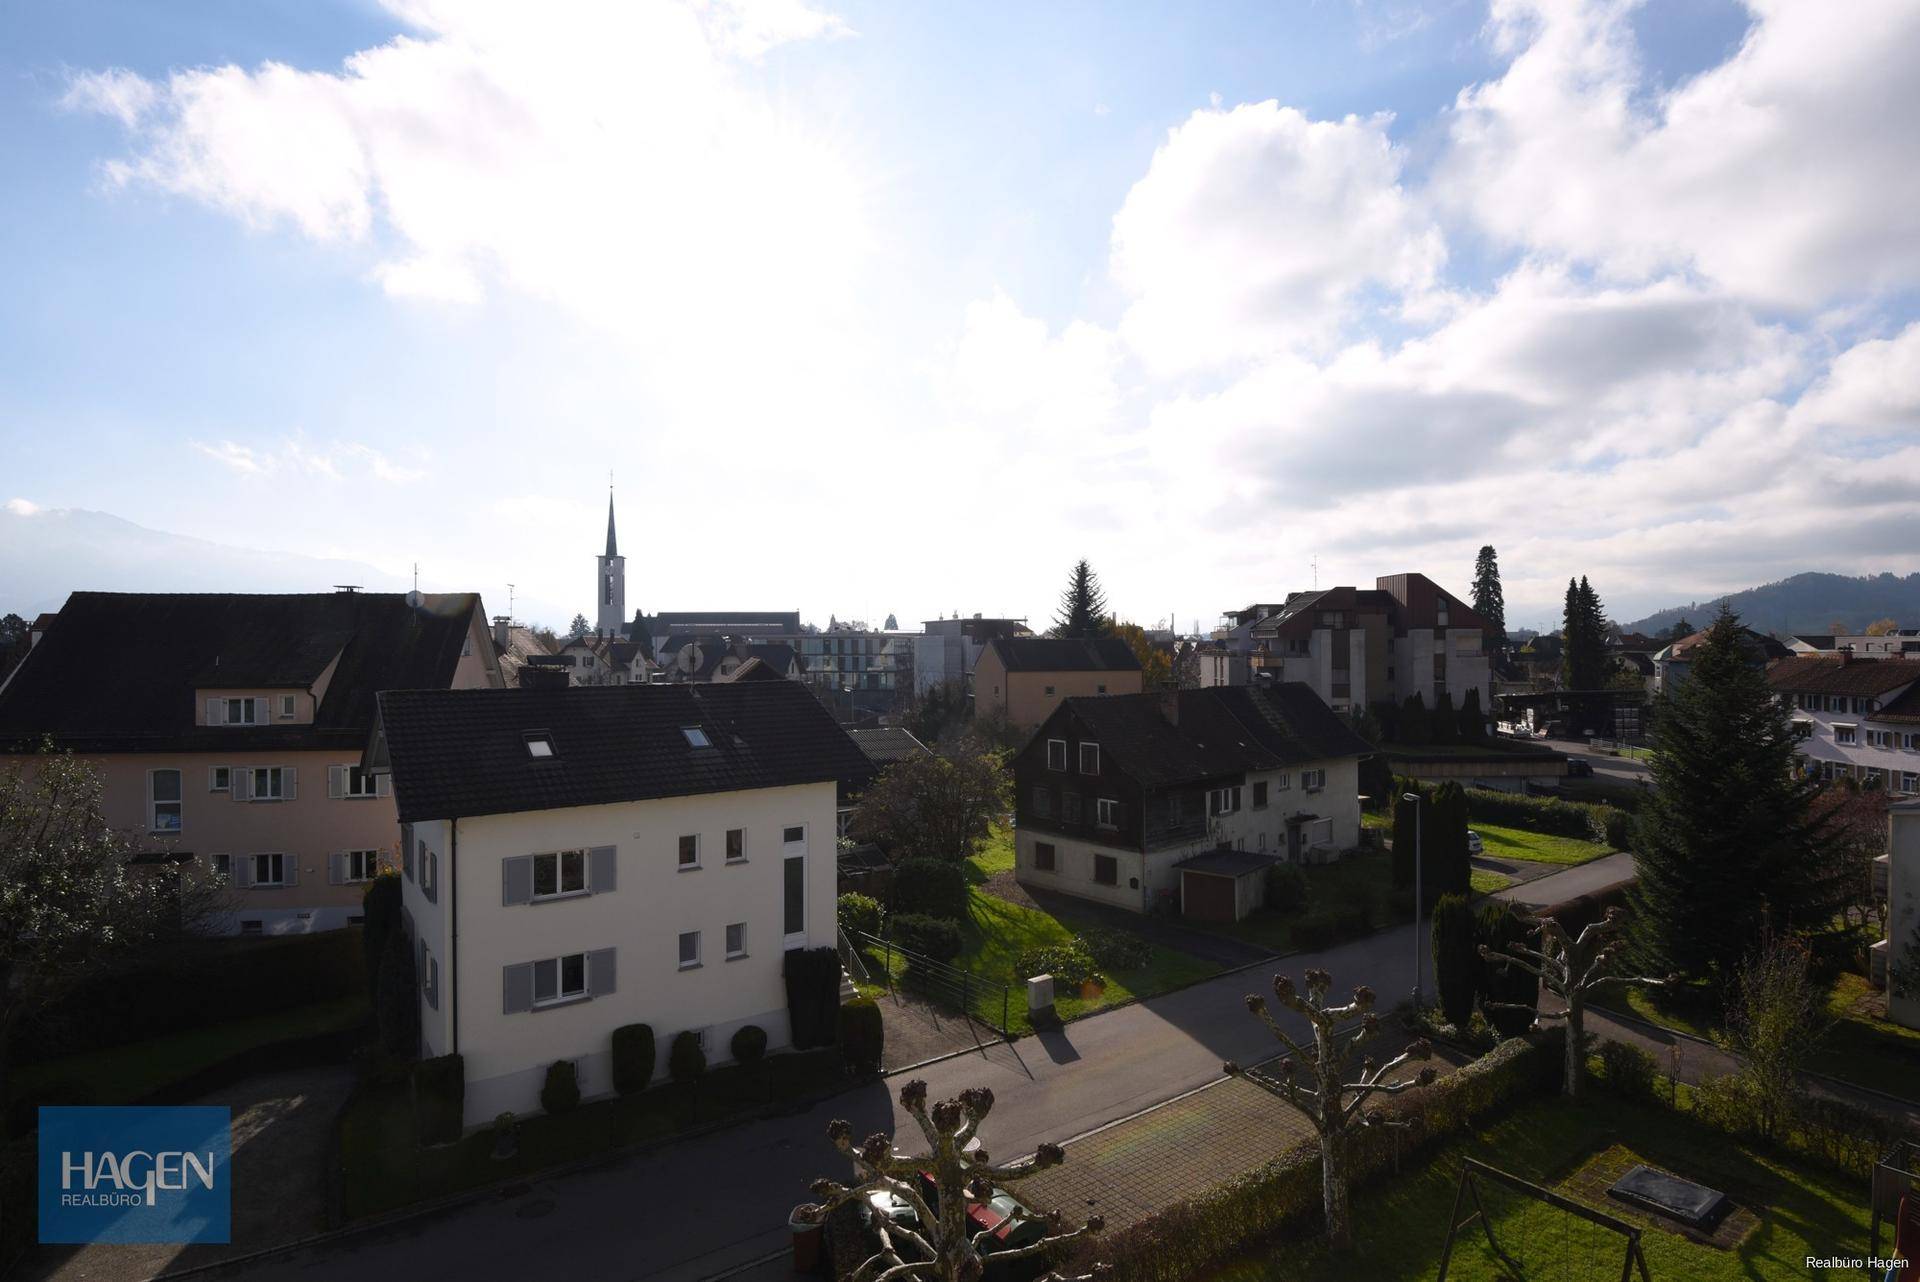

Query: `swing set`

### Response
(1436, 1158, 1652, 1282)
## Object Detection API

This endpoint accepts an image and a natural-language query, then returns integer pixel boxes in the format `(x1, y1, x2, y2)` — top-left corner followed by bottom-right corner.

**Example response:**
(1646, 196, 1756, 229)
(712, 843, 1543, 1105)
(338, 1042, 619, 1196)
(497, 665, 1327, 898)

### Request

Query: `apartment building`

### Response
(0, 590, 503, 933)
(370, 680, 871, 1124)
(1770, 656, 1920, 795)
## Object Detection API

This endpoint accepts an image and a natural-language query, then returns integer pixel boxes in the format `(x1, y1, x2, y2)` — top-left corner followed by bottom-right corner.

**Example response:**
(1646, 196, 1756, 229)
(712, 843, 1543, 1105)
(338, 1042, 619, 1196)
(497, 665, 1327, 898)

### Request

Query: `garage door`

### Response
(1182, 870, 1237, 923)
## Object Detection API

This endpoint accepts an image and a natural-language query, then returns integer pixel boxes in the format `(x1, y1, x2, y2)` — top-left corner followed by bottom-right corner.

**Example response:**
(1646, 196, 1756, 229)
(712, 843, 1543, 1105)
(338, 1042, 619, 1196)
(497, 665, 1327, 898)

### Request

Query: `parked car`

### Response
(1466, 830, 1484, 856)
(1566, 759, 1595, 778)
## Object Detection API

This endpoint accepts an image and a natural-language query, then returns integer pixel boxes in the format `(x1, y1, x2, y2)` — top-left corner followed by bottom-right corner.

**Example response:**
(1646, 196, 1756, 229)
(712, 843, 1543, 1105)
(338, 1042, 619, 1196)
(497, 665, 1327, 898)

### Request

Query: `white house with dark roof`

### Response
(368, 680, 872, 1124)
(1769, 656, 1920, 795)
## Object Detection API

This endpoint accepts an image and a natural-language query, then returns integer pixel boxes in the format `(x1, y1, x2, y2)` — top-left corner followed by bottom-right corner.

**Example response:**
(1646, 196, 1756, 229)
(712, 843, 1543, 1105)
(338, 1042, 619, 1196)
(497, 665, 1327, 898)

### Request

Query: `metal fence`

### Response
(848, 929, 1014, 1035)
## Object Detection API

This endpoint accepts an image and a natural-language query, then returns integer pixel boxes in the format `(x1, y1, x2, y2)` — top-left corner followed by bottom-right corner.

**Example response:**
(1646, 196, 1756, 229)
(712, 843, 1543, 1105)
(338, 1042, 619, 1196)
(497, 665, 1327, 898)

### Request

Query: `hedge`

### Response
(1462, 787, 1629, 848)
(891, 857, 969, 921)
(611, 1024, 655, 1096)
(784, 947, 843, 1050)
(15, 928, 368, 1064)
(1062, 1030, 1563, 1282)
(838, 997, 885, 1073)
(540, 1060, 581, 1115)
(837, 892, 883, 939)
(669, 1030, 707, 1084)
(730, 1024, 768, 1065)
(411, 1054, 465, 1145)
(891, 914, 962, 965)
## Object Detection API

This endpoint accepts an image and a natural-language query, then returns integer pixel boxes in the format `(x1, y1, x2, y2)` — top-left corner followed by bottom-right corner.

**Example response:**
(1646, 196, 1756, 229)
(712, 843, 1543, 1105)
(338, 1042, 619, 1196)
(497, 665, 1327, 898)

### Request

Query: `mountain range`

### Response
(1620, 572, 1920, 639)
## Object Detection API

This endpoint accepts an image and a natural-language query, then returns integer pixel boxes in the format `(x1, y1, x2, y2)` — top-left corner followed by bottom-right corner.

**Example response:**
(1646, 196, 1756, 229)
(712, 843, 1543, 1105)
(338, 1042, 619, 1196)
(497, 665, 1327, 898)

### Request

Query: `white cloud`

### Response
(1111, 100, 1444, 374)
(1790, 321, 1920, 435)
(191, 437, 426, 484)
(4, 498, 41, 517)
(1439, 0, 1920, 306)
(60, 68, 158, 127)
(193, 439, 272, 476)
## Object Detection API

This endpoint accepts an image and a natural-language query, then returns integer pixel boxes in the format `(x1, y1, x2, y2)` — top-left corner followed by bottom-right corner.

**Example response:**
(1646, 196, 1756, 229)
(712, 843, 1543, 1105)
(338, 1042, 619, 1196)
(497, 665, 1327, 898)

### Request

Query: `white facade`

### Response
(400, 780, 838, 1126)
(1014, 757, 1361, 912)
(1880, 801, 1920, 1030)
(1787, 694, 1920, 796)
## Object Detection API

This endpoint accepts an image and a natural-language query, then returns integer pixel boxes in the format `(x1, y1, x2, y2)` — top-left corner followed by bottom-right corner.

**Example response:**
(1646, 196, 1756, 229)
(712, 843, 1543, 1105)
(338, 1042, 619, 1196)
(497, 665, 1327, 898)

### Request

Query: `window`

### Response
(345, 849, 380, 882)
(250, 767, 285, 800)
(1906, 734, 1920, 751)
(1903, 772, 1919, 794)
(1031, 785, 1053, 818)
(1302, 768, 1327, 791)
(209, 766, 231, 793)
(1079, 742, 1100, 775)
(1208, 786, 1242, 816)
(1854, 697, 1870, 715)
(534, 952, 589, 1004)
(1096, 798, 1120, 828)
(783, 825, 806, 844)
(784, 850, 806, 941)
(278, 694, 296, 720)
(533, 849, 587, 898)
(1096, 684, 1107, 694)
(209, 853, 232, 881)
(525, 732, 554, 759)
(1093, 855, 1118, 886)
(1034, 842, 1056, 872)
(1044, 685, 1056, 697)
(1046, 739, 1068, 771)
(149, 769, 182, 832)
(726, 828, 746, 863)
(678, 931, 702, 970)
(251, 853, 287, 886)
(725, 923, 747, 959)
(1835, 724, 1858, 746)
(1062, 792, 1082, 823)
(678, 834, 701, 869)
(682, 727, 711, 748)
(1252, 781, 1269, 809)
(223, 697, 260, 725)
(1275, 772, 1291, 790)
(423, 850, 437, 896)
(344, 766, 378, 798)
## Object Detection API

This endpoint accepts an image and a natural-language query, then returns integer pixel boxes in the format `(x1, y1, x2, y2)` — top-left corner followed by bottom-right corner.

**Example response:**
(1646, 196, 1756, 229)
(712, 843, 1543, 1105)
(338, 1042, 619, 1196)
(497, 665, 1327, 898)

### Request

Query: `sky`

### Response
(2, 0, 1918, 634)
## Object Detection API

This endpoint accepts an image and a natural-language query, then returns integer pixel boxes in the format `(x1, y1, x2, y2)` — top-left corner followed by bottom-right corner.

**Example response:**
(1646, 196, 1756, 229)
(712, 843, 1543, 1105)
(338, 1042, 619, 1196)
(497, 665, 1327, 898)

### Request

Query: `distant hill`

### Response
(1621, 572, 1920, 639)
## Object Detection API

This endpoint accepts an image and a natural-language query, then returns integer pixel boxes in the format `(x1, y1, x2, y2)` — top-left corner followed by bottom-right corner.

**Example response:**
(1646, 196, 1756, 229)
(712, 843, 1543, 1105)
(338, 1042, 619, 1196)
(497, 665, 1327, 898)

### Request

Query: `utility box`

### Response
(1027, 974, 1057, 1027)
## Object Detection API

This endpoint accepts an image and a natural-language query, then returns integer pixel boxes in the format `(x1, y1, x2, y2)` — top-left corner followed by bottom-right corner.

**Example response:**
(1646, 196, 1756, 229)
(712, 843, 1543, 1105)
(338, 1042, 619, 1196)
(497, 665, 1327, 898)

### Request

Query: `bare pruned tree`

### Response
(804, 1079, 1105, 1282)
(1224, 969, 1437, 1249)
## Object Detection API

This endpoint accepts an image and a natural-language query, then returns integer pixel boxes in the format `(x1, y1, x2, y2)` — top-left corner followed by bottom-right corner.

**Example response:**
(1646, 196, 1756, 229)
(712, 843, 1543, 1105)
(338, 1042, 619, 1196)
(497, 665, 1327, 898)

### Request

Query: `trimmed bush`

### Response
(1263, 862, 1310, 915)
(1430, 781, 1473, 902)
(411, 1053, 465, 1144)
(836, 892, 883, 939)
(891, 913, 962, 965)
(1462, 786, 1628, 846)
(1015, 941, 1099, 987)
(669, 1030, 707, 1084)
(891, 857, 969, 921)
(1430, 893, 1478, 1028)
(1078, 926, 1152, 972)
(1595, 1038, 1658, 1102)
(540, 1059, 581, 1115)
(838, 997, 885, 1073)
(730, 1024, 768, 1065)
(1477, 901, 1539, 1037)
(1431, 689, 1458, 745)
(611, 1023, 655, 1096)
(783, 947, 843, 1050)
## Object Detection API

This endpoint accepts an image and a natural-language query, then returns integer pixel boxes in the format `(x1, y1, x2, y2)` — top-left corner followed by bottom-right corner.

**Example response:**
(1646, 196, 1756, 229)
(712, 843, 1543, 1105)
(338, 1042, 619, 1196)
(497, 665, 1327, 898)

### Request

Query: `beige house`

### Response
(370, 679, 873, 1125)
(972, 636, 1143, 731)
(0, 590, 502, 934)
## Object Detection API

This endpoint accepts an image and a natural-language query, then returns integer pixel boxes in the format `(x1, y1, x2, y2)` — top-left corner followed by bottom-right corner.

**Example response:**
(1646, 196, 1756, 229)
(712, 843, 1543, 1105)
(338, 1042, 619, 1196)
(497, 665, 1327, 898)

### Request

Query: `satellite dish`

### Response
(677, 644, 703, 675)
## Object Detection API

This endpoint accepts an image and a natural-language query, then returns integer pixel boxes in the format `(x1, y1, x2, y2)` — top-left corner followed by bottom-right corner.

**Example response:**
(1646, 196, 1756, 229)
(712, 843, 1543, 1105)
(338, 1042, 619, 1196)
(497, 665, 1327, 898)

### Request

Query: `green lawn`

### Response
(10, 995, 367, 1106)
(1600, 972, 1920, 1102)
(338, 1049, 850, 1221)
(1469, 868, 1513, 896)
(1207, 1088, 1872, 1282)
(967, 825, 1016, 879)
(1470, 822, 1612, 867)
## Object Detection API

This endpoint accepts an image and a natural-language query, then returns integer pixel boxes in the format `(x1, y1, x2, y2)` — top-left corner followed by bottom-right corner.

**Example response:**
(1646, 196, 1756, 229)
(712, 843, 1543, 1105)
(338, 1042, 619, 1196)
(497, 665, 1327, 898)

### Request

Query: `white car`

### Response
(1466, 830, 1484, 856)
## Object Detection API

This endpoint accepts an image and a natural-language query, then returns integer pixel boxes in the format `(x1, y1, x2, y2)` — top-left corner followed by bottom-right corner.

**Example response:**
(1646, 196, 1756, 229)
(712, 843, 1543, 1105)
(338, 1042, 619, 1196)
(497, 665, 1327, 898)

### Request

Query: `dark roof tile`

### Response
(988, 636, 1142, 673)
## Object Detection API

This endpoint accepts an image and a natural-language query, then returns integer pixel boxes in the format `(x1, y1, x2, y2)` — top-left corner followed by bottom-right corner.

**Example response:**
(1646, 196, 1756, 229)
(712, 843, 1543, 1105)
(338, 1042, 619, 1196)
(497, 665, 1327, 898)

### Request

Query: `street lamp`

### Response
(1402, 790, 1424, 1011)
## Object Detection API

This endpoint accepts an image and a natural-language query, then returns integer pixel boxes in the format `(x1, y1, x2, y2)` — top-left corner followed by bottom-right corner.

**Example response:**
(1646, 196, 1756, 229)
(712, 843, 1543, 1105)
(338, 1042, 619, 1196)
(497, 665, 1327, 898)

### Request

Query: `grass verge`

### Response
(1469, 822, 1611, 868)
(1205, 1087, 1871, 1281)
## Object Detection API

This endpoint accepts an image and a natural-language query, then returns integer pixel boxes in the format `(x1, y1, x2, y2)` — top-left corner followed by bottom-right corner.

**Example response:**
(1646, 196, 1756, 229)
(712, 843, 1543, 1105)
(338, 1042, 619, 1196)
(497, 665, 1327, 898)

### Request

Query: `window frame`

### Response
(1834, 724, 1858, 746)
(725, 828, 746, 864)
(345, 849, 381, 882)
(724, 922, 747, 960)
(344, 765, 379, 799)
(251, 852, 286, 887)
(209, 766, 231, 794)
(1093, 854, 1118, 886)
(531, 848, 589, 899)
(223, 697, 259, 726)
(1252, 780, 1269, 809)
(1078, 742, 1100, 775)
(250, 766, 285, 801)
(677, 834, 701, 871)
(1034, 841, 1056, 872)
(677, 930, 702, 971)
(533, 952, 590, 1006)
(278, 694, 297, 720)
(1096, 797, 1120, 829)
(148, 767, 183, 834)
(1045, 739, 1068, 771)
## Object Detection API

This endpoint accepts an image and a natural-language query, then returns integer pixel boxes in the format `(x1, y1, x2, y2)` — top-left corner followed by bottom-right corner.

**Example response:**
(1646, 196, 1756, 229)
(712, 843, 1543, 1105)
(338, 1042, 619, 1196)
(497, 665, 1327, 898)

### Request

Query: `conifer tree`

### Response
(1052, 560, 1110, 639)
(1430, 780, 1472, 900)
(1399, 692, 1431, 745)
(1457, 688, 1486, 743)
(1431, 689, 1458, 745)
(1561, 577, 1610, 690)
(1431, 894, 1478, 1027)
(1628, 609, 1830, 982)
(1471, 546, 1507, 652)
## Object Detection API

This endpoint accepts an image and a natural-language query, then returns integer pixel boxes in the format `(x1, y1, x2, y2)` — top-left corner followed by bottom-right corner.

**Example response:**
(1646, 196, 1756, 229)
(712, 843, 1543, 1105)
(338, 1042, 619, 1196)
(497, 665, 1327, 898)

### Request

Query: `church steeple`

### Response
(596, 481, 626, 636)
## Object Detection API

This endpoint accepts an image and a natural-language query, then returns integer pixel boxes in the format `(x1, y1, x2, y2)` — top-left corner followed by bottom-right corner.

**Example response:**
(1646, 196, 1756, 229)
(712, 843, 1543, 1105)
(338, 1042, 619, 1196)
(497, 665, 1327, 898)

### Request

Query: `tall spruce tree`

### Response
(1471, 546, 1507, 651)
(1052, 560, 1110, 639)
(1561, 576, 1609, 690)
(1628, 609, 1828, 982)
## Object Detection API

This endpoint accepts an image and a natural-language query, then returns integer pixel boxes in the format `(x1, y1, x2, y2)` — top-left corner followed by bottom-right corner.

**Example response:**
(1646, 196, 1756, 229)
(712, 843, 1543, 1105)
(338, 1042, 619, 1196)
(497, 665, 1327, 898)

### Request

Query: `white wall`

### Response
(1889, 803, 1920, 1029)
(1790, 698, 1920, 795)
(428, 780, 837, 1125)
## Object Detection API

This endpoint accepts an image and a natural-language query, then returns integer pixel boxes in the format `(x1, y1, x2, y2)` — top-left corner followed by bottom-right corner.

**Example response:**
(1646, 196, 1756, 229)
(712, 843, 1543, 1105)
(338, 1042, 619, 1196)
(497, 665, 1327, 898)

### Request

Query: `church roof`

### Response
(604, 489, 619, 558)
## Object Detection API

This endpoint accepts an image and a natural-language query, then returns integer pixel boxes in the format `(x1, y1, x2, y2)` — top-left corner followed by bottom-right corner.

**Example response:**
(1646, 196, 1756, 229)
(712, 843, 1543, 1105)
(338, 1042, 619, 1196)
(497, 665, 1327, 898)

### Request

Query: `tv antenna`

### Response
(508, 583, 516, 621)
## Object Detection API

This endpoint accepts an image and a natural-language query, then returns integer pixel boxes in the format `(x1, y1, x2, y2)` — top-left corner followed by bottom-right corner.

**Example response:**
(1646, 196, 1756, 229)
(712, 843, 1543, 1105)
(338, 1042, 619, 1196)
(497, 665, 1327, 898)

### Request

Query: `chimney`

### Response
(493, 615, 512, 653)
(1839, 644, 1853, 666)
(518, 665, 569, 691)
(1156, 689, 1181, 726)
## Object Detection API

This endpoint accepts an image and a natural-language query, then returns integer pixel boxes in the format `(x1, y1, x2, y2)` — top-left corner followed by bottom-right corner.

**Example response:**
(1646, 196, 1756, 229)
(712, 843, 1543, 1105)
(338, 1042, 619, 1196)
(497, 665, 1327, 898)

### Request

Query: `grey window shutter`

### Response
(427, 959, 439, 1010)
(233, 769, 250, 802)
(424, 855, 437, 904)
(233, 855, 252, 889)
(502, 855, 532, 906)
(589, 845, 616, 894)
(328, 852, 343, 885)
(284, 766, 298, 800)
(376, 773, 392, 798)
(588, 947, 616, 998)
(502, 962, 533, 1014)
(284, 855, 298, 888)
(328, 765, 346, 799)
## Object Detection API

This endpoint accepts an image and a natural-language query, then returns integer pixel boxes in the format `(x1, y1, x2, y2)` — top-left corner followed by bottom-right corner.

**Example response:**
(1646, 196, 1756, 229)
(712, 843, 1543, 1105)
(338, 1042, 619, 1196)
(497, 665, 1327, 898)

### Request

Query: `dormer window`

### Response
(219, 697, 260, 725)
(682, 727, 712, 748)
(525, 732, 555, 759)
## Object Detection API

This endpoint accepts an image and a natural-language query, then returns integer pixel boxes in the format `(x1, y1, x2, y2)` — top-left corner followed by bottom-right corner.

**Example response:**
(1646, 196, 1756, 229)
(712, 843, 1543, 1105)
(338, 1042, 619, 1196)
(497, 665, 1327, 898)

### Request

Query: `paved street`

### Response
(204, 858, 1632, 1282)
(1539, 736, 1653, 787)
